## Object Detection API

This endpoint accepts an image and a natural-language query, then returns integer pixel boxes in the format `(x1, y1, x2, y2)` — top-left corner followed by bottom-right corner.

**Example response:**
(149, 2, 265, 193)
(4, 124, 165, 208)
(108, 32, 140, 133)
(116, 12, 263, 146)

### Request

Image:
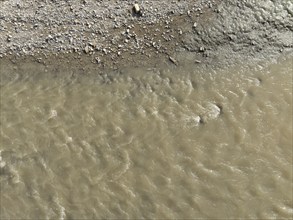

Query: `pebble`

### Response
(95, 57, 101, 64)
(169, 56, 178, 65)
(84, 45, 90, 54)
(7, 35, 12, 42)
(133, 4, 140, 14)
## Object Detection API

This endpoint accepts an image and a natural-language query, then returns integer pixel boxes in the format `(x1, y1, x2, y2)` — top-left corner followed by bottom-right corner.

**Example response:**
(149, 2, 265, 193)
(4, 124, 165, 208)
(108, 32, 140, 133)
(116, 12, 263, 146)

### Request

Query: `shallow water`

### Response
(0, 56, 292, 219)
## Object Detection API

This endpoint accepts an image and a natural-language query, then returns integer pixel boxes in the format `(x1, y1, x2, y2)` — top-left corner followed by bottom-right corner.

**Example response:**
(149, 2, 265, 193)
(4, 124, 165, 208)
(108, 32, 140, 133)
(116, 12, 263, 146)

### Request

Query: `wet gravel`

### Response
(180, 0, 293, 66)
(0, 0, 292, 68)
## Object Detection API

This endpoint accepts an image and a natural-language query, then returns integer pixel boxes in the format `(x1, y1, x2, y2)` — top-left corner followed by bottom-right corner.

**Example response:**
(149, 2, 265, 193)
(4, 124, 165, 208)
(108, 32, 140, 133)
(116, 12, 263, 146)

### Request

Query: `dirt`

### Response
(0, 0, 292, 70)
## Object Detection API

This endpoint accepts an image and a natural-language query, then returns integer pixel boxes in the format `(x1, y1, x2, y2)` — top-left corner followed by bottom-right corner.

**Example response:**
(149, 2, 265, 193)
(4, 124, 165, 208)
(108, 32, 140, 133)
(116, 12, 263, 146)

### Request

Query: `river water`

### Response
(0, 55, 292, 219)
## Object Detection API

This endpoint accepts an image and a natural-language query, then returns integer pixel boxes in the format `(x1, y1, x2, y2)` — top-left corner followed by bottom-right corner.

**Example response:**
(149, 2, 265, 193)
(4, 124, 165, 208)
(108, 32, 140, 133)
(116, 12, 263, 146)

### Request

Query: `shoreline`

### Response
(0, 0, 292, 70)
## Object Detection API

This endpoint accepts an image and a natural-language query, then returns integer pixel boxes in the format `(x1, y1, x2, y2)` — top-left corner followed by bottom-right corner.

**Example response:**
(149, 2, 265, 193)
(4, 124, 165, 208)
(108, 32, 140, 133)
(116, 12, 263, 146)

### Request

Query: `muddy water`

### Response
(0, 56, 292, 219)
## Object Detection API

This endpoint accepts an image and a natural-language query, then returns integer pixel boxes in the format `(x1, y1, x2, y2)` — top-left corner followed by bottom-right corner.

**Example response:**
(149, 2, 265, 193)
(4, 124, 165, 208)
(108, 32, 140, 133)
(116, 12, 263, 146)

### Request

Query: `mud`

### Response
(0, 0, 293, 69)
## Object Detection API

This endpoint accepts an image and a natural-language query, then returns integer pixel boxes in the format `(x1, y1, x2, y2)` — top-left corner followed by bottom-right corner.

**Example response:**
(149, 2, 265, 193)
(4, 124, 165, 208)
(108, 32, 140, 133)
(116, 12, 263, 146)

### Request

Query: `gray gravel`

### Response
(0, 0, 292, 68)
(180, 0, 293, 66)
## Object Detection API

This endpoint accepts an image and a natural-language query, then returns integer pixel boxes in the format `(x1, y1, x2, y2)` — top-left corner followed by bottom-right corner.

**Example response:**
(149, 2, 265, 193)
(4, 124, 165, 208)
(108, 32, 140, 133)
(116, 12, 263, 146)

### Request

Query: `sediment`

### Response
(0, 0, 292, 69)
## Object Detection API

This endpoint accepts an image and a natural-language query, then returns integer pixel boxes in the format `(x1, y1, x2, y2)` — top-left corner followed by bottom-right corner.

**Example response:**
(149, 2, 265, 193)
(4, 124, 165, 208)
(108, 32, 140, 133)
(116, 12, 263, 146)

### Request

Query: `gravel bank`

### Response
(0, 0, 292, 69)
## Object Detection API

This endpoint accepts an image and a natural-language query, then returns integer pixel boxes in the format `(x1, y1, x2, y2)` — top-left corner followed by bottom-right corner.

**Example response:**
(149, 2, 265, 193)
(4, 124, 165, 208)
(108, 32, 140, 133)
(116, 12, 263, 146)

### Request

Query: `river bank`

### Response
(1, 1, 293, 219)
(0, 0, 293, 70)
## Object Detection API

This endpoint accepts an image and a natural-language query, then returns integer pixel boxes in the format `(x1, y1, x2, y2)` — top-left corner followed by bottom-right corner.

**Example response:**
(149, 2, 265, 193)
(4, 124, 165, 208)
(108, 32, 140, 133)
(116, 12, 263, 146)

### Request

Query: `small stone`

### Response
(89, 41, 97, 48)
(95, 57, 101, 64)
(193, 22, 197, 28)
(84, 45, 90, 54)
(133, 3, 140, 14)
(199, 46, 205, 52)
(7, 35, 12, 42)
(169, 56, 178, 65)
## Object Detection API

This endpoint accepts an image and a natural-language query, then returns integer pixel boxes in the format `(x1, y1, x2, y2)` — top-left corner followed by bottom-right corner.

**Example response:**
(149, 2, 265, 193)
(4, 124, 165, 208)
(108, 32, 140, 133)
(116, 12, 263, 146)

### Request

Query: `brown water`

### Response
(0, 56, 292, 219)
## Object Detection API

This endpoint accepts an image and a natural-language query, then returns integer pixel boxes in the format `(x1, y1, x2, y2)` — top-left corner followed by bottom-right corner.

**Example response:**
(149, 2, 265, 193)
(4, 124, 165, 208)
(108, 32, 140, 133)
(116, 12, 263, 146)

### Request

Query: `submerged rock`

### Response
(207, 103, 222, 119)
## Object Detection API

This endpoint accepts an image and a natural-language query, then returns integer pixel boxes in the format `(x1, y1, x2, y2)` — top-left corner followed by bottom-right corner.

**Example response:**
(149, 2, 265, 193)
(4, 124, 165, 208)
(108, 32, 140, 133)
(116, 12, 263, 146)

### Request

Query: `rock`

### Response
(185, 115, 202, 127)
(95, 57, 101, 64)
(169, 56, 178, 65)
(193, 22, 197, 28)
(199, 46, 205, 52)
(133, 3, 141, 15)
(193, 116, 201, 126)
(84, 45, 90, 54)
(133, 4, 140, 12)
(89, 41, 97, 48)
(207, 103, 222, 119)
(7, 35, 12, 42)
